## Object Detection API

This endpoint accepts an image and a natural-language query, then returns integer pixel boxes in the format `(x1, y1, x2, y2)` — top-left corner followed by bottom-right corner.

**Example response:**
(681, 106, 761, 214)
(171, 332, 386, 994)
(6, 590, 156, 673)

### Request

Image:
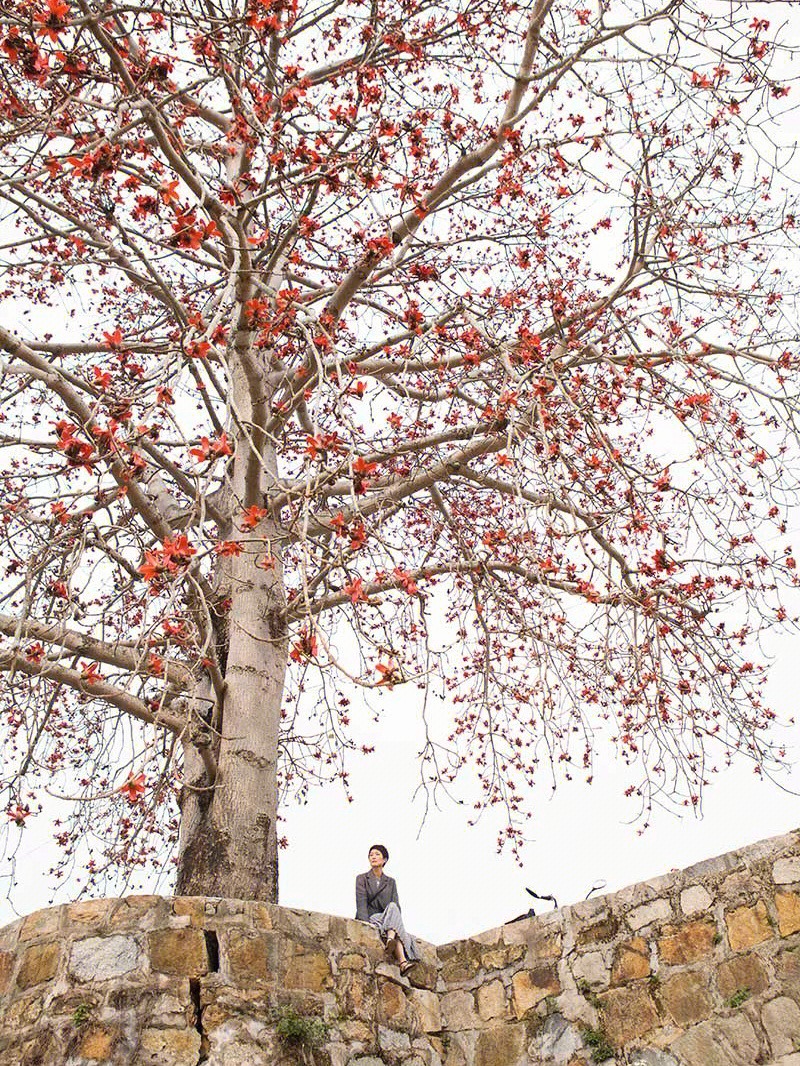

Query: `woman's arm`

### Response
(355, 874, 369, 921)
(390, 879, 400, 908)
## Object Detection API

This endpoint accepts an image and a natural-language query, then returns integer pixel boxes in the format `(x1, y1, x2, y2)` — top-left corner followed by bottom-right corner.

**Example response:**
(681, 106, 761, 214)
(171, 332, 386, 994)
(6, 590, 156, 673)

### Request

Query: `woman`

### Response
(355, 844, 419, 973)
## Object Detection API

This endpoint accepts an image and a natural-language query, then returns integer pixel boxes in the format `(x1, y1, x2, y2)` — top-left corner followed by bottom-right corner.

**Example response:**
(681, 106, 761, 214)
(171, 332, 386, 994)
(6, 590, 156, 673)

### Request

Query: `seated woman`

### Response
(355, 844, 419, 974)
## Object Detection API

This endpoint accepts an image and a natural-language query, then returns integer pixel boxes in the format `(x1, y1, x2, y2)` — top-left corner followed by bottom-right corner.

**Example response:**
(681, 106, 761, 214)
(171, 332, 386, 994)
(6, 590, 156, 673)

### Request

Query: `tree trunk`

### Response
(175, 521, 287, 901)
(175, 338, 286, 900)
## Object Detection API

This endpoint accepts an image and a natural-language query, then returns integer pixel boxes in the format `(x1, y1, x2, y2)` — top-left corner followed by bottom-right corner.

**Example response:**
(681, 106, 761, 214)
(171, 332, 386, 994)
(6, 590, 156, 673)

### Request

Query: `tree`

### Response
(0, 0, 797, 904)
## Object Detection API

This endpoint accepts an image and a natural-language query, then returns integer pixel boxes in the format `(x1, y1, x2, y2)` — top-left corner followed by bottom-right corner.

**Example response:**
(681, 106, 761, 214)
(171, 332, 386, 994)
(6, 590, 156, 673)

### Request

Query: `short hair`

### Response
(368, 843, 389, 862)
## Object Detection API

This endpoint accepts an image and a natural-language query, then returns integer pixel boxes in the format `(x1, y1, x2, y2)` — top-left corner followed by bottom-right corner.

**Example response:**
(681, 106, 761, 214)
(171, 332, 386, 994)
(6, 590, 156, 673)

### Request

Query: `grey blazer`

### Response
(355, 871, 399, 921)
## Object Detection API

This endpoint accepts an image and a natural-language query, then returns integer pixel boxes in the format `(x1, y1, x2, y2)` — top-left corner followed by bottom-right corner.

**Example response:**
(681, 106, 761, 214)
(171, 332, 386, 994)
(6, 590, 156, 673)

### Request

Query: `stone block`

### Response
(762, 995, 800, 1058)
(502, 919, 561, 960)
(725, 901, 772, 951)
(659, 970, 713, 1026)
(657, 921, 715, 965)
(0, 950, 14, 994)
(716, 952, 769, 998)
(774, 858, 800, 885)
(481, 944, 524, 970)
(531, 1014, 584, 1064)
(776, 892, 800, 936)
(475, 1022, 525, 1066)
(408, 961, 438, 990)
(16, 941, 60, 988)
(628, 1052, 679, 1066)
(69, 935, 141, 982)
(66, 899, 112, 927)
(575, 915, 618, 946)
(511, 964, 560, 1017)
(378, 1026, 411, 1055)
(227, 933, 278, 983)
(109, 896, 167, 930)
(338, 952, 367, 971)
(3, 990, 45, 1026)
(628, 899, 672, 931)
(148, 928, 208, 977)
(597, 984, 659, 1045)
(134, 1027, 201, 1065)
(379, 977, 408, 1024)
(408, 987, 441, 1032)
(777, 946, 800, 984)
(611, 937, 649, 985)
(171, 897, 206, 926)
(441, 989, 477, 1030)
(476, 979, 506, 1020)
(573, 950, 610, 989)
(714, 1012, 761, 1063)
(341, 970, 373, 1020)
(680, 885, 712, 916)
(76, 1025, 119, 1061)
(670, 1023, 739, 1066)
(285, 948, 331, 991)
(19, 908, 61, 942)
(439, 941, 482, 983)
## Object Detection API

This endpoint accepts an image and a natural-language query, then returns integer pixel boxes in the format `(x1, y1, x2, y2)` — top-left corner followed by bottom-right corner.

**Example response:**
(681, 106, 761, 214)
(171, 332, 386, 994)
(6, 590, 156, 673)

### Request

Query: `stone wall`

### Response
(2, 828, 800, 1065)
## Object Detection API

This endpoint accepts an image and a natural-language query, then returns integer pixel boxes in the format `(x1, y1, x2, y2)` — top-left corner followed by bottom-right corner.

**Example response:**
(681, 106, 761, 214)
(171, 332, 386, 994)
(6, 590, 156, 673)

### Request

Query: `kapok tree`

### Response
(0, 0, 798, 903)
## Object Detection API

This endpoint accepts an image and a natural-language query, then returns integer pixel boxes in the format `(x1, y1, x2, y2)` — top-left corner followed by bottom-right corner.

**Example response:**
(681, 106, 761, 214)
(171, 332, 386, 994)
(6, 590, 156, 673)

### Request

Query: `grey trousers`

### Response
(369, 902, 420, 961)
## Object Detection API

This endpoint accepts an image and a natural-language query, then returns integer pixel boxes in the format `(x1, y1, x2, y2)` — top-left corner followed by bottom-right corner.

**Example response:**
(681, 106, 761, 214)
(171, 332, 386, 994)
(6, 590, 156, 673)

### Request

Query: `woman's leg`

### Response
(380, 903, 418, 964)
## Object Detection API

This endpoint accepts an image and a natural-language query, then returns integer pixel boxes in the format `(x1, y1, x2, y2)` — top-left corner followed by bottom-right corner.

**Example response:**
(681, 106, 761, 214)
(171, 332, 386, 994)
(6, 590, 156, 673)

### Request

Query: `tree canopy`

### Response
(0, 0, 798, 902)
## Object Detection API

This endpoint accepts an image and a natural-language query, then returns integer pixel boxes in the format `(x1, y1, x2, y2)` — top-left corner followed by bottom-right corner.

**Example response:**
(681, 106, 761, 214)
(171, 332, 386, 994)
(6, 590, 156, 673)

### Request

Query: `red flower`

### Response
(240, 506, 268, 529)
(214, 540, 243, 557)
(344, 578, 367, 603)
(118, 772, 146, 804)
(6, 805, 31, 827)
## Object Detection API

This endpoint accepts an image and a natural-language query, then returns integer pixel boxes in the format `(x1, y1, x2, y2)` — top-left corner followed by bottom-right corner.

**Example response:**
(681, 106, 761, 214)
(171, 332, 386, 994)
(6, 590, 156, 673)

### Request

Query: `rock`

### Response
(774, 858, 800, 885)
(776, 892, 800, 937)
(226, 932, 278, 982)
(725, 901, 771, 951)
(339, 953, 367, 971)
(573, 950, 610, 989)
(597, 985, 659, 1045)
(576, 916, 618, 946)
(379, 978, 408, 1025)
(66, 900, 112, 927)
(441, 990, 477, 1031)
(533, 1014, 584, 1064)
(134, 1027, 201, 1065)
(680, 885, 712, 916)
(659, 970, 713, 1027)
(76, 1025, 119, 1060)
(611, 938, 649, 985)
(16, 942, 61, 988)
(670, 1021, 739, 1066)
(285, 948, 331, 991)
(714, 1012, 761, 1062)
(408, 988, 442, 1033)
(657, 921, 715, 965)
(476, 980, 506, 1021)
(148, 928, 208, 977)
(628, 899, 672, 931)
(0, 951, 14, 995)
(19, 908, 61, 942)
(762, 996, 800, 1058)
(69, 935, 141, 982)
(474, 1023, 524, 1066)
(716, 952, 769, 998)
(627, 1051, 679, 1066)
(379, 1026, 411, 1055)
(510, 965, 560, 1018)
